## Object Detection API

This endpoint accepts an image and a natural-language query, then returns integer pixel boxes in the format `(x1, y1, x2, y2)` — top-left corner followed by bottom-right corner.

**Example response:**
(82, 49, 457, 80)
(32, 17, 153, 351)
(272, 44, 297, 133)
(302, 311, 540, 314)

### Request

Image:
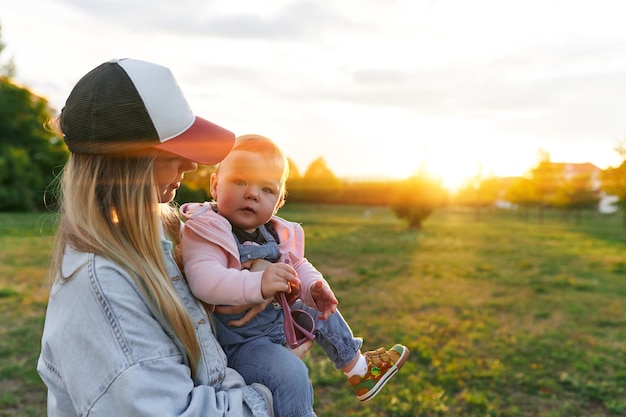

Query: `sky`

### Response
(3, 0, 626, 190)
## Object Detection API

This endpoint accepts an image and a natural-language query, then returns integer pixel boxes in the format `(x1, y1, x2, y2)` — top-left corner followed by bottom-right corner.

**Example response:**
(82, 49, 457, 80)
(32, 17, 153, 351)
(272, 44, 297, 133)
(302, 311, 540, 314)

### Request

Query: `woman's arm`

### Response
(93, 356, 269, 417)
(39, 256, 272, 417)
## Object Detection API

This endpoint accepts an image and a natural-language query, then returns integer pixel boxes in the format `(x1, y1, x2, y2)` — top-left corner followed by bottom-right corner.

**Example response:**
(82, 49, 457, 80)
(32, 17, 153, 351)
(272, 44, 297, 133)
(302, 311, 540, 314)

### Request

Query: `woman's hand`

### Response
(214, 300, 273, 327)
(288, 339, 313, 359)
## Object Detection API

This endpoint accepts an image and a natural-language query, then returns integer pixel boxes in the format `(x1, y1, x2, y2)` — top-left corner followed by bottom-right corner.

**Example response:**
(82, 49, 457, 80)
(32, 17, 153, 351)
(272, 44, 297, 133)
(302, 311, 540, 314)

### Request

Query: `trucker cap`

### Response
(61, 58, 234, 165)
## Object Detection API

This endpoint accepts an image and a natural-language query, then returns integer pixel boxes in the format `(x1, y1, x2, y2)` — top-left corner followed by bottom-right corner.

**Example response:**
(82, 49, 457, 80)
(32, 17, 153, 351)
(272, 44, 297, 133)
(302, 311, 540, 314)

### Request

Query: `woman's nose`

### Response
(180, 158, 198, 173)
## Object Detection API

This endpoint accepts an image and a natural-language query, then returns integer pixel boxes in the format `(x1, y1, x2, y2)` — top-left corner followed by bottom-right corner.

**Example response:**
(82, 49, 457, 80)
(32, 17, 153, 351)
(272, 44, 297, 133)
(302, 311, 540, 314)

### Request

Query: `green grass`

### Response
(0, 213, 56, 417)
(1, 206, 625, 416)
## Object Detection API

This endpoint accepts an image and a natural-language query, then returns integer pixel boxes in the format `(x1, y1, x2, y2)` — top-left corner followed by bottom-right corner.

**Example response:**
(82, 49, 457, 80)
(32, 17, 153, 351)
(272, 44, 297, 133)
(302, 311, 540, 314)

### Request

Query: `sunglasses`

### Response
(276, 291, 315, 348)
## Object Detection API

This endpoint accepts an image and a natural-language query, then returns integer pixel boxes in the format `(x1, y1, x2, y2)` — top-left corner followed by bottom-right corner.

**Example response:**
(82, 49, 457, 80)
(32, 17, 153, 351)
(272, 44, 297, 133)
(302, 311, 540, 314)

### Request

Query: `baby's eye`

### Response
(262, 187, 275, 194)
(234, 179, 246, 186)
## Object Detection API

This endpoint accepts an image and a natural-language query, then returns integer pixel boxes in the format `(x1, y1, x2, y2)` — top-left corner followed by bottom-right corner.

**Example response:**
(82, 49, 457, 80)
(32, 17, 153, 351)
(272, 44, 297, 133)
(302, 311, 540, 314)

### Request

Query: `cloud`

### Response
(5, 0, 626, 177)
(54, 0, 351, 39)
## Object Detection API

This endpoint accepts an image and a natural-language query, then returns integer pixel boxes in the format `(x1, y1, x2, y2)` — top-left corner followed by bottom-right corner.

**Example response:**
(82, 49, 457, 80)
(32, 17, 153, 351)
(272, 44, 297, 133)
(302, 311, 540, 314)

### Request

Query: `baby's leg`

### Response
(292, 300, 409, 402)
(228, 338, 315, 417)
(291, 301, 363, 370)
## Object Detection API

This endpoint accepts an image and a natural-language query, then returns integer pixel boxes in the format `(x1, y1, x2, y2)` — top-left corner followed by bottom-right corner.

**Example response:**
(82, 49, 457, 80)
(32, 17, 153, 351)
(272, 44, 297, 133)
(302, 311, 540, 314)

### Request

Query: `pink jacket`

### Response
(180, 202, 328, 310)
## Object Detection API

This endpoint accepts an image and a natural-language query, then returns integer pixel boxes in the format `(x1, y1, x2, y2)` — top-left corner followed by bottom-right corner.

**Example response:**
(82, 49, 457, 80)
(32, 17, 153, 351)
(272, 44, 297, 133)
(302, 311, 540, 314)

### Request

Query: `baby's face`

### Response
(211, 150, 284, 232)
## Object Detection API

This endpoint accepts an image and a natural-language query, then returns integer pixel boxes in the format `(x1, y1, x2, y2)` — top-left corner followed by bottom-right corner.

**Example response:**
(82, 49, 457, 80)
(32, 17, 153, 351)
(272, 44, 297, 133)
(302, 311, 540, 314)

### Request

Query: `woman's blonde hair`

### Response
(49, 150, 200, 375)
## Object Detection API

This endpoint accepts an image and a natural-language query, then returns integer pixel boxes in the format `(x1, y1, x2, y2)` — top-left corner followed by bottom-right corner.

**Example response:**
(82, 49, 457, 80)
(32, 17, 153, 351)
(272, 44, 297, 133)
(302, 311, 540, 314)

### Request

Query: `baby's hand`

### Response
(285, 280, 301, 305)
(261, 263, 300, 299)
(310, 281, 338, 320)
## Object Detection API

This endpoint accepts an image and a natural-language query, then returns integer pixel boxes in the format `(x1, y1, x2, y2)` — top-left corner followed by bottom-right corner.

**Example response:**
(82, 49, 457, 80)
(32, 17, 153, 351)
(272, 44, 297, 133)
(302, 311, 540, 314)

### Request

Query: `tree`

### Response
(0, 79, 67, 210)
(0, 24, 16, 77)
(287, 157, 300, 180)
(389, 173, 448, 229)
(599, 138, 626, 227)
(288, 157, 342, 203)
(505, 177, 535, 221)
(303, 157, 335, 180)
(0, 27, 67, 211)
(553, 172, 599, 224)
(601, 160, 626, 228)
(528, 160, 564, 223)
(454, 174, 502, 220)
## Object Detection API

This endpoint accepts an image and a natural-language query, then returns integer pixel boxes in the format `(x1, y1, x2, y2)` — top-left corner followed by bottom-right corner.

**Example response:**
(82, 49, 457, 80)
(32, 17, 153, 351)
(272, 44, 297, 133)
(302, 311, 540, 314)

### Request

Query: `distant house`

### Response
(493, 162, 619, 213)
(550, 162, 617, 213)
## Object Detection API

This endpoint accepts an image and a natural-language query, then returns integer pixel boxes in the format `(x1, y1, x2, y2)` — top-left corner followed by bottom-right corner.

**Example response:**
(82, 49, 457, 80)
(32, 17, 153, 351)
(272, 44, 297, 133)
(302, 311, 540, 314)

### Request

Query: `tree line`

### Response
(453, 155, 626, 227)
(4, 62, 626, 228)
(2, 24, 626, 229)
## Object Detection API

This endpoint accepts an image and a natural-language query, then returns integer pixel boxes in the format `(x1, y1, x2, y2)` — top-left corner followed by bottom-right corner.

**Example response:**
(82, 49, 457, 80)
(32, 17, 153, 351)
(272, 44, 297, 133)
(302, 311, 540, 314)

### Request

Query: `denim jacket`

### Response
(37, 238, 270, 417)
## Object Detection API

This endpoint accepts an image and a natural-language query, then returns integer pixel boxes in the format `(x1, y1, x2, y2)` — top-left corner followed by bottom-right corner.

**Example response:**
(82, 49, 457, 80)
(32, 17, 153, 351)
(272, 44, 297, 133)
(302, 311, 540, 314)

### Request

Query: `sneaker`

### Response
(348, 344, 410, 402)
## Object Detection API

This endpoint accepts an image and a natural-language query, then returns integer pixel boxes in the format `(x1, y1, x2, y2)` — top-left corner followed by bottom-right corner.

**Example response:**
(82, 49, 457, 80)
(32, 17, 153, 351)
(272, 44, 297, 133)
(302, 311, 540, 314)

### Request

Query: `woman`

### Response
(37, 58, 273, 417)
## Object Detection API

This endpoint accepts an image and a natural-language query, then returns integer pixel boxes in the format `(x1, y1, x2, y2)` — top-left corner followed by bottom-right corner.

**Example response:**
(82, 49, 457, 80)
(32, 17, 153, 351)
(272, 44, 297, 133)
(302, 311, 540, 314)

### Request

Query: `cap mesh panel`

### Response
(61, 62, 159, 155)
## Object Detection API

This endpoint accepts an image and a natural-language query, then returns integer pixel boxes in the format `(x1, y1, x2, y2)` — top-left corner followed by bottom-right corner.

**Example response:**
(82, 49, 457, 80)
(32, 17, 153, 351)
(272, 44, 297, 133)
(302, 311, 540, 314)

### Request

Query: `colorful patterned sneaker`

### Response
(348, 344, 410, 402)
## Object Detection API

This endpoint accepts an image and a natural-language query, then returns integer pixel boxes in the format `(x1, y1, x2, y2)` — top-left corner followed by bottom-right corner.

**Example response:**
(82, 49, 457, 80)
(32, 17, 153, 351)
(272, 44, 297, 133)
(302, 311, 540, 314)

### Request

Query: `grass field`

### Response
(1, 206, 625, 416)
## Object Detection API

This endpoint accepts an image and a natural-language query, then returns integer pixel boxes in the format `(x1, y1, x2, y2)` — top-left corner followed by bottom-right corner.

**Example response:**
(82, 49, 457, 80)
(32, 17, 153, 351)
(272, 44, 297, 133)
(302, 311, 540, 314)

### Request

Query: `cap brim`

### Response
(153, 116, 235, 165)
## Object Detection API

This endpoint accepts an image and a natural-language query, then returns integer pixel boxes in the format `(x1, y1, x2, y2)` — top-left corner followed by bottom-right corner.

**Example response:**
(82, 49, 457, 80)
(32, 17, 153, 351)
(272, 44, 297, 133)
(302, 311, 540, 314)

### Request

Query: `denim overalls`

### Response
(214, 224, 285, 348)
(213, 223, 363, 417)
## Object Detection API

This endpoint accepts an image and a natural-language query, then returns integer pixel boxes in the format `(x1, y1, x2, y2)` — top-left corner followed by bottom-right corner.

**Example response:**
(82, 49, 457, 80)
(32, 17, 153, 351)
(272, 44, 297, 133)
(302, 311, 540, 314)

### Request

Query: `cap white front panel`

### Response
(118, 59, 195, 143)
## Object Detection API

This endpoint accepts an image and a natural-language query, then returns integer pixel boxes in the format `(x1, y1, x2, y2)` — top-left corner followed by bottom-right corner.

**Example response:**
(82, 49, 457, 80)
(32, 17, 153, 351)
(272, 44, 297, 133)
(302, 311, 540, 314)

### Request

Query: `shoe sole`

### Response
(358, 346, 410, 402)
